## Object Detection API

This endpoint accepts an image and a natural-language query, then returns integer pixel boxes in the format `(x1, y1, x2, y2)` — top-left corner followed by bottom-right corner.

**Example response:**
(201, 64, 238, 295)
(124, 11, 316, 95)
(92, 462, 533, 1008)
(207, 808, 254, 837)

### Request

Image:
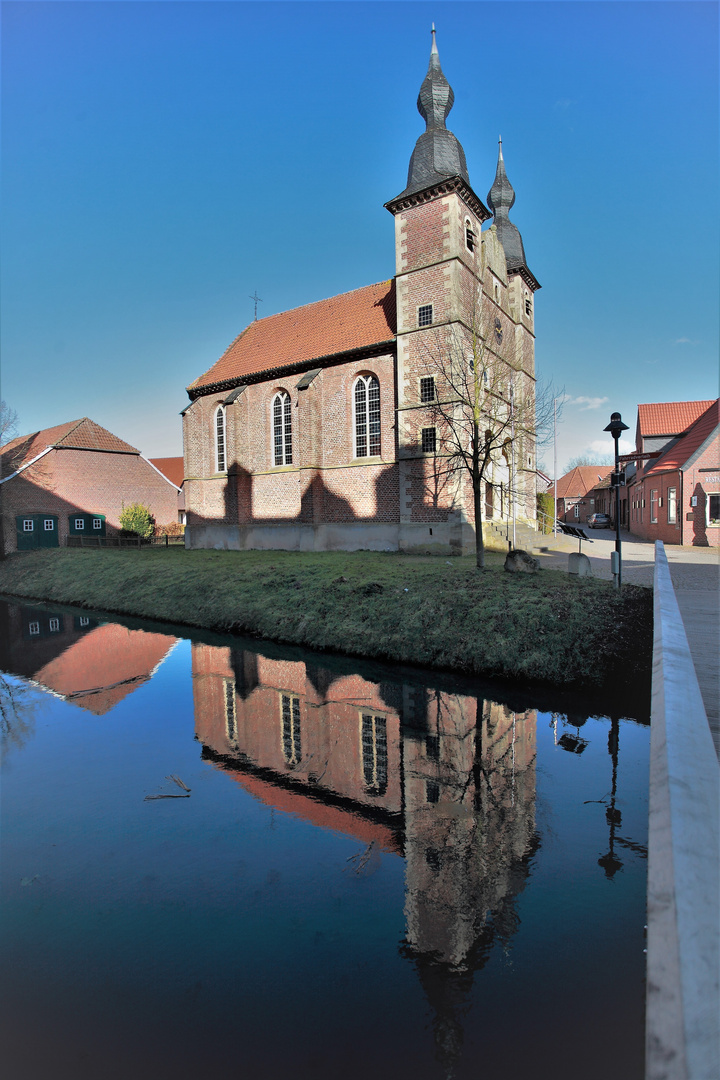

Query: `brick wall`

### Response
(628, 429, 720, 546)
(184, 352, 401, 528)
(1, 447, 180, 553)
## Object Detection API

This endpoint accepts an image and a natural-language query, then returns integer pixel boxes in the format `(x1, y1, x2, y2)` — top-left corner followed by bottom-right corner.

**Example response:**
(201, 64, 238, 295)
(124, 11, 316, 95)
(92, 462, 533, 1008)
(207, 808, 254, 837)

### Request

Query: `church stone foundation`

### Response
(184, 519, 513, 557)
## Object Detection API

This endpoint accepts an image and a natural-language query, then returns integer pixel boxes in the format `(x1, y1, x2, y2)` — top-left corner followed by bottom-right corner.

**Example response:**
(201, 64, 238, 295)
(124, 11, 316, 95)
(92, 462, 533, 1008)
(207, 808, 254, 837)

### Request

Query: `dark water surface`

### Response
(1, 598, 649, 1080)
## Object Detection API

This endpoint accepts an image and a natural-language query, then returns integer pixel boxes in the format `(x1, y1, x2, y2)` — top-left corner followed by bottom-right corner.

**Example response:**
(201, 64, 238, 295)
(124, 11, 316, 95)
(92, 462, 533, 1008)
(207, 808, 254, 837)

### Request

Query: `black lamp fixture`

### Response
(603, 412, 629, 587)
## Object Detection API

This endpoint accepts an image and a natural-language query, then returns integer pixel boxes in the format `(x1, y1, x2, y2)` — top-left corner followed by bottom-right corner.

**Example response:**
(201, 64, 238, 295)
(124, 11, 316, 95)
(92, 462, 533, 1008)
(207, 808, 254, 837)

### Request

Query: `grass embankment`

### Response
(0, 547, 652, 690)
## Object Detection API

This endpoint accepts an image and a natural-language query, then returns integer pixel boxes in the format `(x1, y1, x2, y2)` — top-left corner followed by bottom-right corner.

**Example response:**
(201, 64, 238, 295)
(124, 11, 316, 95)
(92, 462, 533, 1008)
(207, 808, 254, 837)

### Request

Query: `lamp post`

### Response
(603, 412, 629, 588)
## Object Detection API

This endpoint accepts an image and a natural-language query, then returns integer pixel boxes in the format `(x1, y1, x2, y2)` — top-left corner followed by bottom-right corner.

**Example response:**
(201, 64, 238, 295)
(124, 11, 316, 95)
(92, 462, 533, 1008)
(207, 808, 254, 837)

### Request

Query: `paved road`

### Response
(535, 531, 719, 757)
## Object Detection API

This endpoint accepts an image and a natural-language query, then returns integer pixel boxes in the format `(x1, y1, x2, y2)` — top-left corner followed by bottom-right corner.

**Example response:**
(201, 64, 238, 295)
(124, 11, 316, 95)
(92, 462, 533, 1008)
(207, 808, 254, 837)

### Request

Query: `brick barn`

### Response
(628, 399, 719, 547)
(0, 417, 181, 554)
(183, 31, 540, 554)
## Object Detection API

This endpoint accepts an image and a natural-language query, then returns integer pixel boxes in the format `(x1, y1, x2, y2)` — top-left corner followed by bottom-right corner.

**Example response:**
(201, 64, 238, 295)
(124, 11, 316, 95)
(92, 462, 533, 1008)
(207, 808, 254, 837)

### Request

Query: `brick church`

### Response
(183, 30, 540, 554)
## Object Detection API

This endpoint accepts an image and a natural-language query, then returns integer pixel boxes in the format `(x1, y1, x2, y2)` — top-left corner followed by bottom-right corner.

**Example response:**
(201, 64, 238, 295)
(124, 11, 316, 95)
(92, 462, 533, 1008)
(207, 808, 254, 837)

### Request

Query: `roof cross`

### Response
(249, 291, 263, 321)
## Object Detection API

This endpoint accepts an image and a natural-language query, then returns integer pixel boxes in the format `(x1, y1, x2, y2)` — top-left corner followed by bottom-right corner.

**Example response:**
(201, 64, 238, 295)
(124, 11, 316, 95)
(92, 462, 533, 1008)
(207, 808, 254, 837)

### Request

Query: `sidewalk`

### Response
(535, 532, 719, 757)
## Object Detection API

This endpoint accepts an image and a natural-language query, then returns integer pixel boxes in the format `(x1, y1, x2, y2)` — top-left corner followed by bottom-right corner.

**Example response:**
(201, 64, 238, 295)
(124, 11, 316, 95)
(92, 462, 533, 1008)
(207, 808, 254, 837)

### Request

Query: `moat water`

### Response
(0, 598, 649, 1080)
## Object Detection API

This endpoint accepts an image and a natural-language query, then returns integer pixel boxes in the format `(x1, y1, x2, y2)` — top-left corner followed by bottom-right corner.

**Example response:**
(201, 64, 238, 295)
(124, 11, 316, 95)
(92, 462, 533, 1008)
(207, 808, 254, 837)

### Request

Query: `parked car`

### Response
(587, 513, 612, 529)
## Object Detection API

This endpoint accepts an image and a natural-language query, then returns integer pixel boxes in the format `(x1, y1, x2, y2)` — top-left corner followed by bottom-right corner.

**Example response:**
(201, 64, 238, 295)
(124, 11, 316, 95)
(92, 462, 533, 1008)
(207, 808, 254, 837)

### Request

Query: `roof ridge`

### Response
(54, 417, 89, 445)
(247, 279, 395, 326)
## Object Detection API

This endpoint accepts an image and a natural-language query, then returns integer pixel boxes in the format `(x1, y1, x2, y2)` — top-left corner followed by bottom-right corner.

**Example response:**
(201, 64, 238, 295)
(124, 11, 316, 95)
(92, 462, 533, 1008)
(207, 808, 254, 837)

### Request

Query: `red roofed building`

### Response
(183, 34, 540, 554)
(550, 465, 614, 524)
(628, 399, 719, 546)
(0, 418, 181, 554)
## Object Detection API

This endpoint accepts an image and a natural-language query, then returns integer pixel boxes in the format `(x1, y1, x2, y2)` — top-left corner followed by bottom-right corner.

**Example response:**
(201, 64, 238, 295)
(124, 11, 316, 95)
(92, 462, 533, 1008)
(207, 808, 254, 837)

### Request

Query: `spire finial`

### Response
(487, 139, 535, 281)
(392, 30, 471, 200)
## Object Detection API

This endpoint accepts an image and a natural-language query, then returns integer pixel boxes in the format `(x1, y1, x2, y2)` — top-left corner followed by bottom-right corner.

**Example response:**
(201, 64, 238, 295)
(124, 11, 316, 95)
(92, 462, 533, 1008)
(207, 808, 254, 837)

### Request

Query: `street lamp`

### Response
(603, 412, 629, 588)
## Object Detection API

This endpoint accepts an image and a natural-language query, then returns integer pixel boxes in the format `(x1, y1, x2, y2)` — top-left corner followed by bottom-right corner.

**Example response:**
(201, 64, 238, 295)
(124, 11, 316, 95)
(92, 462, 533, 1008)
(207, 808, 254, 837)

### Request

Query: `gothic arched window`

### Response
(215, 405, 226, 473)
(273, 391, 292, 465)
(353, 375, 381, 458)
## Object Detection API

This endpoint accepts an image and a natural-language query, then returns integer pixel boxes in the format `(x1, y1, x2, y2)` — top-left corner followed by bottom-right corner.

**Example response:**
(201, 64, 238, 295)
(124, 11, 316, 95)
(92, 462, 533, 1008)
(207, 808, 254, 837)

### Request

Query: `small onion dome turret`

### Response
(487, 138, 540, 290)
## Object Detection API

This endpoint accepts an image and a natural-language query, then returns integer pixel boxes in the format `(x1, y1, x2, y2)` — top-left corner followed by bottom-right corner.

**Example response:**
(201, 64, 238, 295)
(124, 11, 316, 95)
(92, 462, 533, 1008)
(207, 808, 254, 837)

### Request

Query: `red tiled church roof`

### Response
(550, 465, 613, 499)
(150, 457, 184, 488)
(1, 417, 138, 471)
(637, 400, 714, 438)
(643, 400, 719, 478)
(189, 280, 397, 392)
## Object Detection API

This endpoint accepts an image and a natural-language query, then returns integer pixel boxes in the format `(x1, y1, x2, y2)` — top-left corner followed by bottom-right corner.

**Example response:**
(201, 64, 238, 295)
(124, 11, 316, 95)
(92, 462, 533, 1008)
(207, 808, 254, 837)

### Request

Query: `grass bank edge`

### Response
(0, 548, 652, 690)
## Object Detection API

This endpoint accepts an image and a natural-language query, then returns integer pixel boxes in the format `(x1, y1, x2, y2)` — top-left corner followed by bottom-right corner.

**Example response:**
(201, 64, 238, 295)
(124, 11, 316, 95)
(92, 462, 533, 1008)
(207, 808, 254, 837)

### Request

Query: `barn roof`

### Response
(149, 457, 184, 488)
(1, 418, 139, 475)
(188, 280, 396, 394)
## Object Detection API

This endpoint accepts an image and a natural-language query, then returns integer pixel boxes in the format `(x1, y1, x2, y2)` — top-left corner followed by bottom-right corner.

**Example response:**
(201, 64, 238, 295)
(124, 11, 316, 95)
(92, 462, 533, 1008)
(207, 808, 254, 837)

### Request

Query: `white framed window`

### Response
(49, 618, 60, 632)
(465, 220, 475, 253)
(708, 494, 720, 526)
(420, 375, 436, 403)
(574, 504, 580, 519)
(214, 405, 226, 472)
(421, 427, 437, 454)
(281, 693, 301, 767)
(92, 518, 102, 530)
(29, 621, 40, 636)
(74, 518, 85, 530)
(418, 304, 433, 328)
(79, 617, 90, 627)
(353, 375, 381, 458)
(650, 489, 658, 523)
(44, 519, 54, 531)
(23, 519, 34, 532)
(273, 391, 292, 465)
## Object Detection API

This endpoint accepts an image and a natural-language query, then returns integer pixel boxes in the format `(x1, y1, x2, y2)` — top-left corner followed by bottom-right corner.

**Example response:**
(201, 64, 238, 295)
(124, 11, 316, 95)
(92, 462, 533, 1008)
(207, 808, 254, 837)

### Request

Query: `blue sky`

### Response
(2, 0, 718, 471)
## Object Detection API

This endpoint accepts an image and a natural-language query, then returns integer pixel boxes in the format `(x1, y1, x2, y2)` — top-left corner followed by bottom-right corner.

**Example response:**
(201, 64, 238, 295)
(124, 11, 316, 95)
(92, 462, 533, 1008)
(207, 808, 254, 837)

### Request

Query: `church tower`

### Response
(386, 29, 540, 552)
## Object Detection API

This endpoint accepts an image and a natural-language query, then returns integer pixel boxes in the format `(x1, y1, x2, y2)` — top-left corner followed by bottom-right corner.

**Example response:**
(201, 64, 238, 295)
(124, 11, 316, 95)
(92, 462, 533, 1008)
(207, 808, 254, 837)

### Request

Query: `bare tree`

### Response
(0, 401, 19, 447)
(417, 295, 557, 569)
(564, 454, 612, 471)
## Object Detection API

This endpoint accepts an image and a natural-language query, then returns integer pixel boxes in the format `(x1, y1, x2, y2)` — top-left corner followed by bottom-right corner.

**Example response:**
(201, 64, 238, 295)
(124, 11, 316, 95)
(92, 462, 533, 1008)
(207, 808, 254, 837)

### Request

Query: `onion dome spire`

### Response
(400, 26, 471, 197)
(487, 137, 529, 274)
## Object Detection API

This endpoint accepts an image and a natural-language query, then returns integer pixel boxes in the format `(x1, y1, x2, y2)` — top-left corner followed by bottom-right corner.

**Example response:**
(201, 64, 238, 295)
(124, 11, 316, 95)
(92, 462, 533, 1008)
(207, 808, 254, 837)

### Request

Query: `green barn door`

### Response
(16, 515, 59, 550)
(38, 516, 59, 548)
(16, 516, 38, 550)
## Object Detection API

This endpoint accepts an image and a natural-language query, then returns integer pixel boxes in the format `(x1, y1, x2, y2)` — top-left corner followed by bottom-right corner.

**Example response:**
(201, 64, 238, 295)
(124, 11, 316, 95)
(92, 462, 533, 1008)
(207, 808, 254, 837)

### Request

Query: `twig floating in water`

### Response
(166, 774, 191, 792)
(144, 793, 190, 800)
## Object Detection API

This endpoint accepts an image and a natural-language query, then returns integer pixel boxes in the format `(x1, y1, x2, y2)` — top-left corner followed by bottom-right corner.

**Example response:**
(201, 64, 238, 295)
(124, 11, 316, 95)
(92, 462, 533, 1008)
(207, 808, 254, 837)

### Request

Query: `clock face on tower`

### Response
(494, 317, 503, 344)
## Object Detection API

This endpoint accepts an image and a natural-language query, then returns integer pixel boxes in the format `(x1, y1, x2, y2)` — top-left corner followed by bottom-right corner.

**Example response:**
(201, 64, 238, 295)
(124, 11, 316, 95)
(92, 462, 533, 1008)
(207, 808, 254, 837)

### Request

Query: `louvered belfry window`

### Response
(273, 391, 292, 465)
(354, 375, 381, 458)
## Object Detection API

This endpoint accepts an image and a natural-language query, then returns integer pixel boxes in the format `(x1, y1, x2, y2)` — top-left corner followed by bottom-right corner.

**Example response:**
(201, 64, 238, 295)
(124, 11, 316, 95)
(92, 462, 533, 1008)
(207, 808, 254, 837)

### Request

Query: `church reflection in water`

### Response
(192, 641, 539, 1073)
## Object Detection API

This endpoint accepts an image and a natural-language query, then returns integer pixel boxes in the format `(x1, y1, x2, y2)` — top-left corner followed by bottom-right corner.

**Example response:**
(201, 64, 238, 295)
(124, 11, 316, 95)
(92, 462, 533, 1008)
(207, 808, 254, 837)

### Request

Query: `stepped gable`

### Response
(1, 417, 139, 472)
(643, 400, 719, 478)
(189, 280, 397, 394)
(637, 400, 714, 438)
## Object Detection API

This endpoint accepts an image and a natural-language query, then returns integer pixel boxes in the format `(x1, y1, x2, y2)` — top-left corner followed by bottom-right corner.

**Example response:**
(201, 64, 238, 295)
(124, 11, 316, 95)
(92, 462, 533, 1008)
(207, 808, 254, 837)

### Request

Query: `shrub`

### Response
(537, 491, 555, 534)
(119, 502, 155, 539)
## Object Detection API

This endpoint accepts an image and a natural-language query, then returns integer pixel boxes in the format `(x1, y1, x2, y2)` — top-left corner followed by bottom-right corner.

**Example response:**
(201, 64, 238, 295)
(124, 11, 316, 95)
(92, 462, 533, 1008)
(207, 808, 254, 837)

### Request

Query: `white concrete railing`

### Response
(646, 541, 719, 1080)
